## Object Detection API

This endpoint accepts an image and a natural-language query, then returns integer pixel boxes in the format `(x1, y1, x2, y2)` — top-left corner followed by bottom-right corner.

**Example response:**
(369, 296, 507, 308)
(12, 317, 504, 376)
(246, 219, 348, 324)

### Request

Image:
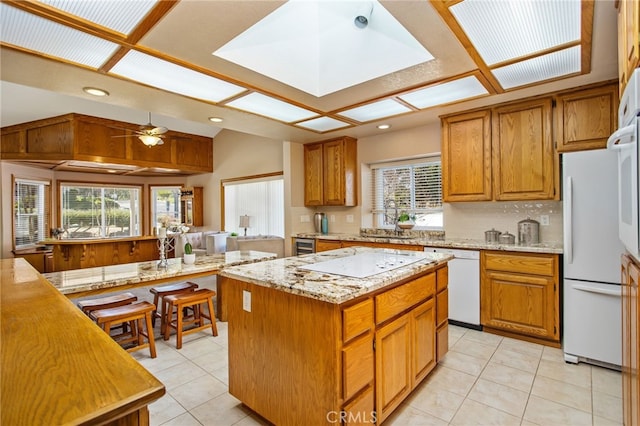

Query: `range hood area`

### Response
(0, 113, 213, 176)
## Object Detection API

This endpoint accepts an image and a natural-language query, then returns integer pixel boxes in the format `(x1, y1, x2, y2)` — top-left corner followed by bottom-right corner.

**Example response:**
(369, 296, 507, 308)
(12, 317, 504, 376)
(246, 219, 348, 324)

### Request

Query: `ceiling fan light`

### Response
(139, 134, 161, 146)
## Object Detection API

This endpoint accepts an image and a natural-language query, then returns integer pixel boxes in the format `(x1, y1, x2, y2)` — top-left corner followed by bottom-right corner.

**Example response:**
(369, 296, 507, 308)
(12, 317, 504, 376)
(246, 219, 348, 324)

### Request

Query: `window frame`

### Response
(12, 175, 51, 250)
(370, 156, 443, 230)
(57, 180, 143, 239)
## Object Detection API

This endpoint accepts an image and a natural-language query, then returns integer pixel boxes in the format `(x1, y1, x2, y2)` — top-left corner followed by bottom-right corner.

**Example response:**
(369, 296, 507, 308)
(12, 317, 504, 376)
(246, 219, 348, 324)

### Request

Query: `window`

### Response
(150, 186, 182, 229)
(13, 177, 50, 248)
(371, 157, 443, 229)
(60, 183, 142, 239)
(223, 174, 284, 237)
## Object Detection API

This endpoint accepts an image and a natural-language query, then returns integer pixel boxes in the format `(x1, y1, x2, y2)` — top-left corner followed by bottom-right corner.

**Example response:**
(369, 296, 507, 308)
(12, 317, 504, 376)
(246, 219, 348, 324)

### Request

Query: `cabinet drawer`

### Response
(342, 385, 374, 426)
(376, 273, 435, 324)
(483, 252, 556, 276)
(343, 299, 374, 343)
(342, 334, 374, 402)
(436, 266, 448, 292)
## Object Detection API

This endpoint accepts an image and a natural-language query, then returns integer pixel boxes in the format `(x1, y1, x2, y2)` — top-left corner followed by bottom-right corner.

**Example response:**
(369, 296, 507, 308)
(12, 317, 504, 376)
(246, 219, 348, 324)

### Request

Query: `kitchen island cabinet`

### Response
(480, 251, 560, 346)
(218, 247, 450, 425)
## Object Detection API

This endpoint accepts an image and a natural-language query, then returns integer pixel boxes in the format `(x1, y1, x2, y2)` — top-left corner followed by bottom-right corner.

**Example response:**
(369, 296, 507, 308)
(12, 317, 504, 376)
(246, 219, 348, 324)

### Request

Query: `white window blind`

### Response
(60, 183, 141, 238)
(371, 157, 443, 228)
(14, 178, 50, 248)
(223, 176, 284, 237)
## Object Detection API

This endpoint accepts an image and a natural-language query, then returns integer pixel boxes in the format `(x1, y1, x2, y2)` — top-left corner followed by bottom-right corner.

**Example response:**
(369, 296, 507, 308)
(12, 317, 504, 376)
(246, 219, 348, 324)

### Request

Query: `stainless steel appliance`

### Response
(607, 67, 639, 262)
(484, 228, 501, 243)
(563, 148, 624, 367)
(424, 247, 480, 328)
(293, 237, 315, 255)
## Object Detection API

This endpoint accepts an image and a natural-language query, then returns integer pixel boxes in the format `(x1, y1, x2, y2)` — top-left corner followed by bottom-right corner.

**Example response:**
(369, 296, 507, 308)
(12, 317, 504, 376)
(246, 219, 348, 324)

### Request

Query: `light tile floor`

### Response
(129, 279, 622, 425)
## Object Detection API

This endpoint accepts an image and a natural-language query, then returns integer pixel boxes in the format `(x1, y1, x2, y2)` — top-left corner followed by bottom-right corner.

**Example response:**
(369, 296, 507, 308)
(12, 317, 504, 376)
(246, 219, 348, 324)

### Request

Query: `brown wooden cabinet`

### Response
(480, 251, 560, 345)
(180, 186, 203, 227)
(304, 136, 357, 206)
(442, 99, 558, 202)
(1, 113, 213, 175)
(618, 0, 640, 94)
(435, 265, 449, 361)
(622, 253, 640, 426)
(492, 98, 557, 201)
(555, 83, 619, 152)
(315, 239, 343, 252)
(323, 239, 423, 252)
(441, 110, 492, 202)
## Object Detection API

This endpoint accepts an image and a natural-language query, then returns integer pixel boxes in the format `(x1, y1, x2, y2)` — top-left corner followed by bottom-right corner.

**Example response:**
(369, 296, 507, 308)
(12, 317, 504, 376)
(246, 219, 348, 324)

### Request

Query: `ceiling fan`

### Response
(113, 112, 168, 146)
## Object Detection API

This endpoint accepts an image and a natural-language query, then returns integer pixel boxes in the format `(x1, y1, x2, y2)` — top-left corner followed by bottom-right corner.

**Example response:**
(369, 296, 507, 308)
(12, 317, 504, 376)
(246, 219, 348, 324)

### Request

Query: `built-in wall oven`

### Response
(608, 68, 640, 262)
(293, 238, 315, 255)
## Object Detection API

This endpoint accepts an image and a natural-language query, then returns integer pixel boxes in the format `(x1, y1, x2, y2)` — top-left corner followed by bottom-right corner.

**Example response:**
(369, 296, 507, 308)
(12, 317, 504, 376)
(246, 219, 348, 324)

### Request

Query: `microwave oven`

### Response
(607, 68, 640, 261)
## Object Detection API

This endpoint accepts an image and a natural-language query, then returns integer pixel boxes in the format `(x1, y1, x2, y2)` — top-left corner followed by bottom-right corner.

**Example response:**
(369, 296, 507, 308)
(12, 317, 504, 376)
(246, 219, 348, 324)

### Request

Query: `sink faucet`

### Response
(386, 200, 403, 236)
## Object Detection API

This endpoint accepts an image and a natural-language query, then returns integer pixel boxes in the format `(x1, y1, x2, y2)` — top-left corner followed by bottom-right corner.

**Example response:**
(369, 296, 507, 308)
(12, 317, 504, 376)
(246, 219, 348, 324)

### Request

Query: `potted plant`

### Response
(183, 241, 196, 265)
(397, 212, 416, 230)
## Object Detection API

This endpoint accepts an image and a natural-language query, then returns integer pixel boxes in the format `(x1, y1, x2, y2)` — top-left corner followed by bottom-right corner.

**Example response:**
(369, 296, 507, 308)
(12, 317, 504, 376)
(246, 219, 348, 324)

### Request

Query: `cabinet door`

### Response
(627, 258, 640, 426)
(375, 314, 411, 424)
(315, 239, 342, 252)
(411, 298, 436, 387)
(323, 138, 357, 206)
(492, 99, 557, 201)
(304, 143, 324, 206)
(441, 110, 492, 201)
(555, 84, 618, 152)
(481, 269, 558, 340)
(622, 0, 640, 88)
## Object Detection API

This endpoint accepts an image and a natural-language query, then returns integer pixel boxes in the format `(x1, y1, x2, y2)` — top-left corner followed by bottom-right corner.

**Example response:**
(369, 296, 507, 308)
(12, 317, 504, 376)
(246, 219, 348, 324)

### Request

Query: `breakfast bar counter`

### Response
(1, 258, 165, 425)
(218, 247, 452, 425)
(43, 249, 277, 299)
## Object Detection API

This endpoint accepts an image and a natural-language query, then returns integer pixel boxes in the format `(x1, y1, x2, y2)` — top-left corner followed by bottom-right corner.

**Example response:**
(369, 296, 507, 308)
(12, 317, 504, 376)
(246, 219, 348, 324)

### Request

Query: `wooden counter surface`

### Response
(43, 235, 161, 245)
(1, 258, 165, 425)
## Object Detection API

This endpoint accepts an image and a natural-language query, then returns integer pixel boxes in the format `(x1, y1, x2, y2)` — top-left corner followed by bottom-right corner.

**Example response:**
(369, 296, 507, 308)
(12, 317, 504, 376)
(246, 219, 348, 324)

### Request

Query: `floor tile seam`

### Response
(533, 368, 593, 392)
(589, 389, 623, 423)
(464, 391, 527, 421)
(477, 371, 535, 395)
(526, 391, 594, 418)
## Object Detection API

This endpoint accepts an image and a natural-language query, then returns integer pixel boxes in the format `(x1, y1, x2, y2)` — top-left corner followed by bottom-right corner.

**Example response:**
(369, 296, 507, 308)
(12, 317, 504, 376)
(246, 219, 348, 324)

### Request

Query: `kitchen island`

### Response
(218, 247, 451, 425)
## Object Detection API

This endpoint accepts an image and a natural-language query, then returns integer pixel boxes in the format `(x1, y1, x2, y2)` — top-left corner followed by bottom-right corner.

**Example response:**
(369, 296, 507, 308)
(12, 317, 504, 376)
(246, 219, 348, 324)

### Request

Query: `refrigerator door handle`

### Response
(564, 176, 573, 264)
(571, 283, 621, 297)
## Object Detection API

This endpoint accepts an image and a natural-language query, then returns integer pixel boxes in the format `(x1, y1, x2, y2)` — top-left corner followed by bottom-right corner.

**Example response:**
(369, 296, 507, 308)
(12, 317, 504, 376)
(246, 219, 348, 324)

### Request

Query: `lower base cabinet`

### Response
(224, 263, 448, 425)
(480, 251, 560, 345)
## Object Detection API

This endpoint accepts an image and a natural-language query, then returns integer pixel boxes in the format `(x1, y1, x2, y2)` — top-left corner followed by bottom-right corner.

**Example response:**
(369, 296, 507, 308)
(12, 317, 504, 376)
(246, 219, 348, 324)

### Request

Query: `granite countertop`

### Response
(219, 246, 452, 305)
(295, 232, 563, 254)
(44, 250, 277, 295)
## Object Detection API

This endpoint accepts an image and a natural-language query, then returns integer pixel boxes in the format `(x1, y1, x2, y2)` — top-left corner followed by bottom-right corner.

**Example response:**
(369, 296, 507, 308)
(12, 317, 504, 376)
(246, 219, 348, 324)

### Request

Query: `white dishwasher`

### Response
(424, 247, 481, 329)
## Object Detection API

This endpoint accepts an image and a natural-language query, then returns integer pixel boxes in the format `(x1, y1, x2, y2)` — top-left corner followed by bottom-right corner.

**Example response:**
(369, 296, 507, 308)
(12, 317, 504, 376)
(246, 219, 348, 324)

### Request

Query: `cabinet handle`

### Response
(571, 283, 621, 297)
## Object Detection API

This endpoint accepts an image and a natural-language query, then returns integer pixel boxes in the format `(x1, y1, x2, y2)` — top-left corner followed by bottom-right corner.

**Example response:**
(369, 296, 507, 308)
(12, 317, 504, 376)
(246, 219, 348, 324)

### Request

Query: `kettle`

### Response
(518, 217, 540, 245)
(485, 228, 502, 243)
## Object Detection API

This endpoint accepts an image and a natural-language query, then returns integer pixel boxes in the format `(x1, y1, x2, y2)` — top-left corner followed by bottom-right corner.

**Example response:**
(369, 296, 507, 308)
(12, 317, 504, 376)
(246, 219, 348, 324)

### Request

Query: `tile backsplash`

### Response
(443, 201, 563, 244)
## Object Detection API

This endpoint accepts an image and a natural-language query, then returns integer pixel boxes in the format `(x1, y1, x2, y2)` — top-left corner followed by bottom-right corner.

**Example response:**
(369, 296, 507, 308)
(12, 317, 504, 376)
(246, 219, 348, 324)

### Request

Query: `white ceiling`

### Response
(0, 0, 619, 143)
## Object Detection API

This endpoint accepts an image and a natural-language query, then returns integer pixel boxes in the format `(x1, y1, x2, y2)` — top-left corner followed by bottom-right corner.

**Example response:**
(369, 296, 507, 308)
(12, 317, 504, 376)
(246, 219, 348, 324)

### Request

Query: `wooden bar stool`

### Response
(91, 301, 157, 358)
(77, 292, 138, 336)
(163, 289, 218, 349)
(149, 281, 199, 334)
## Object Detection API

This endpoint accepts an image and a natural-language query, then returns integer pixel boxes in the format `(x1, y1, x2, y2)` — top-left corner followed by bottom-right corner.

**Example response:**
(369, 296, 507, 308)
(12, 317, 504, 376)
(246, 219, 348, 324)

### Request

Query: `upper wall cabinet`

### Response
(492, 98, 557, 201)
(555, 83, 619, 152)
(0, 113, 213, 176)
(441, 110, 492, 202)
(618, 0, 640, 94)
(304, 136, 357, 206)
(442, 99, 557, 202)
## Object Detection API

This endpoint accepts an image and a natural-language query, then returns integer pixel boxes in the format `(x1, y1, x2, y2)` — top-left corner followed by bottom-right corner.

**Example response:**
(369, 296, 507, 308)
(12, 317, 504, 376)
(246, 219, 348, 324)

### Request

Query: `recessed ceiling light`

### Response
(208, 117, 223, 123)
(83, 87, 109, 97)
(377, 124, 391, 130)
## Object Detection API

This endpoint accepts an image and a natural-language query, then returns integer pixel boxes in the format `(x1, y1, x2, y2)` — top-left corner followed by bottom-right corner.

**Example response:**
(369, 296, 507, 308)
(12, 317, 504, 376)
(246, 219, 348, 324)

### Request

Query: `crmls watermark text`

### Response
(326, 410, 377, 424)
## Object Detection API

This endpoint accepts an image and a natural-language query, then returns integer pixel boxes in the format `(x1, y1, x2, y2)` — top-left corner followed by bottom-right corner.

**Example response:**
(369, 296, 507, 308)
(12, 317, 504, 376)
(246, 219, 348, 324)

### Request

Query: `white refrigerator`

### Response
(562, 148, 625, 367)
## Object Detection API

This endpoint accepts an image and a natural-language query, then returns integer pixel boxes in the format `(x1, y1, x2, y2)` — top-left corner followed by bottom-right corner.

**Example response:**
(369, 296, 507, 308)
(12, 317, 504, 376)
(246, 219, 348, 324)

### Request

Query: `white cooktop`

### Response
(298, 251, 425, 279)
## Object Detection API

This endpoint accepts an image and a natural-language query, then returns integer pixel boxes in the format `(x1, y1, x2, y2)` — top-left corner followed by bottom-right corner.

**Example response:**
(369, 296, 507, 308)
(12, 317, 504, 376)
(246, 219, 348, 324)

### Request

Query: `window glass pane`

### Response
(151, 186, 182, 229)
(14, 178, 50, 248)
(371, 157, 443, 230)
(60, 184, 141, 238)
(224, 178, 284, 237)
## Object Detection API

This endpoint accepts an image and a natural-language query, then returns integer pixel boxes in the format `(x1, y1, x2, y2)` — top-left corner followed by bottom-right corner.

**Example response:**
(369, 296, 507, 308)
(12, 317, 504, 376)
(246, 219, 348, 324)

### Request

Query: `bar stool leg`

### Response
(144, 311, 157, 359)
(206, 298, 218, 337)
(176, 305, 184, 349)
